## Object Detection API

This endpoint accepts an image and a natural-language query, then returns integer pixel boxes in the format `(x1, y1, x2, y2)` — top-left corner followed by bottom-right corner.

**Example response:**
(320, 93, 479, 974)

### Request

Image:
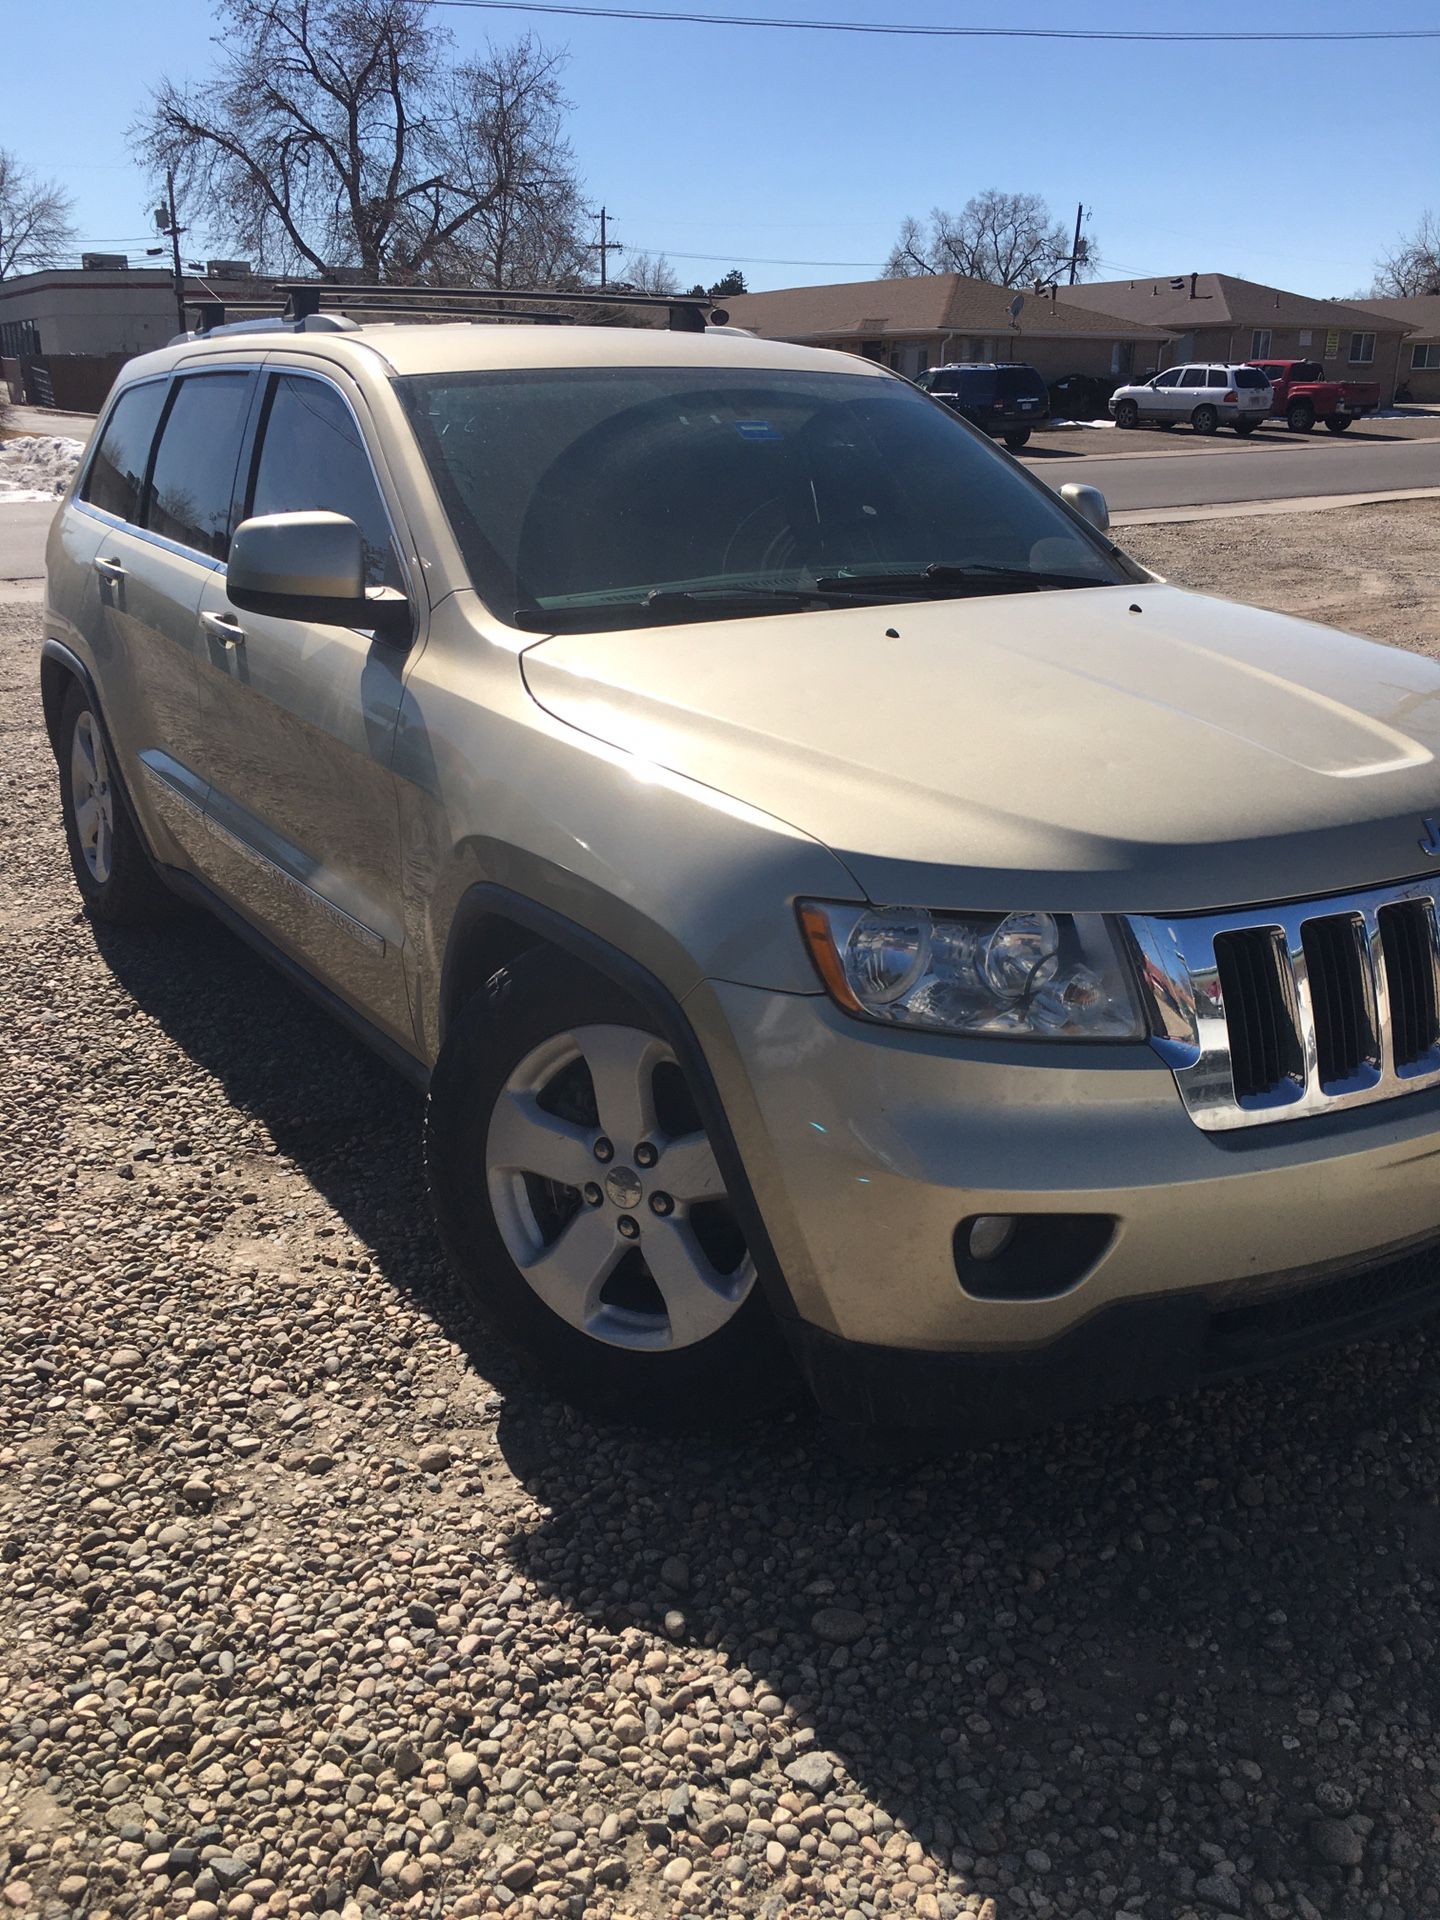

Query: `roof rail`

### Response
(183, 281, 724, 339)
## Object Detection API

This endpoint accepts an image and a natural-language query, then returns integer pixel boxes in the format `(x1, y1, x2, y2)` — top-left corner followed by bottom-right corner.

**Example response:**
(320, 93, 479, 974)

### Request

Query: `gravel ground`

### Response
(6, 534, 1440, 1920)
(1123, 499, 1440, 653)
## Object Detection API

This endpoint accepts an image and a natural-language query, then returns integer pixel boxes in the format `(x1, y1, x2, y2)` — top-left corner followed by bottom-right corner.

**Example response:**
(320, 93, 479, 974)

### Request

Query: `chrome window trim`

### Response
(1127, 876, 1440, 1132)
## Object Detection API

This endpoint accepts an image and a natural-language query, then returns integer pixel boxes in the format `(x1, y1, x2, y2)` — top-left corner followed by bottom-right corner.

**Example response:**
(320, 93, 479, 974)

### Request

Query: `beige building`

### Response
(1061, 273, 1411, 403)
(1352, 294, 1440, 406)
(720, 273, 1171, 386)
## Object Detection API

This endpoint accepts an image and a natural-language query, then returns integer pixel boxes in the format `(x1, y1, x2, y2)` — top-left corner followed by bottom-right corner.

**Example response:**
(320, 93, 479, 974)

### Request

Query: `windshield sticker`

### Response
(735, 421, 781, 441)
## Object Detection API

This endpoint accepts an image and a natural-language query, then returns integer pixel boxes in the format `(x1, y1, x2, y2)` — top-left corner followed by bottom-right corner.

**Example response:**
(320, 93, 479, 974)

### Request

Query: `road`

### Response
(0, 501, 56, 581)
(1024, 425, 1440, 513)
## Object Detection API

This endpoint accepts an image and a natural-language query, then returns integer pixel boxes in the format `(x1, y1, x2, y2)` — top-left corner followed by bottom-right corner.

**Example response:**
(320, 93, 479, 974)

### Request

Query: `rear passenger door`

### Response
(74, 369, 254, 869)
(194, 365, 416, 1045)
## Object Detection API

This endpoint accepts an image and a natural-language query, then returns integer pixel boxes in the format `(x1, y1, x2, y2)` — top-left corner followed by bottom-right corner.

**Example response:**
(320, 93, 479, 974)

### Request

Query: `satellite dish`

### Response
(1008, 293, 1025, 322)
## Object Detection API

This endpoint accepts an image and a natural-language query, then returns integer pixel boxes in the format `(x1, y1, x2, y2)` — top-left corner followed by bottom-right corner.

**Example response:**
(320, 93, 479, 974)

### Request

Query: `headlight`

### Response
(798, 902, 1144, 1041)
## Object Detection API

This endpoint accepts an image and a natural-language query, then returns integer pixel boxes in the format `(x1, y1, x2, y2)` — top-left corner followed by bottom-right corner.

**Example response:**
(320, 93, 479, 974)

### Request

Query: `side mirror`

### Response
(227, 511, 409, 640)
(1060, 482, 1110, 535)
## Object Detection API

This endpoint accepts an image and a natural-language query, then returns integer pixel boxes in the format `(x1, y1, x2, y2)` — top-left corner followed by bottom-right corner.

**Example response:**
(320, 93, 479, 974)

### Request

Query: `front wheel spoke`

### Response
(75, 796, 99, 844)
(660, 1134, 727, 1204)
(522, 1206, 621, 1323)
(94, 812, 113, 877)
(71, 726, 98, 789)
(489, 1089, 592, 1187)
(581, 1026, 667, 1153)
(643, 1220, 738, 1347)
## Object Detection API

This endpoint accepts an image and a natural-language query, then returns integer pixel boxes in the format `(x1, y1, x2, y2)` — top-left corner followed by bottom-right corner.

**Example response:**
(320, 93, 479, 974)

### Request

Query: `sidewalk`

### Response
(2, 403, 97, 440)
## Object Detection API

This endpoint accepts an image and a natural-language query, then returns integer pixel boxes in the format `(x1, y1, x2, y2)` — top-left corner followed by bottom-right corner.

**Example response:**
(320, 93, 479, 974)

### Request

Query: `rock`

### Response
(417, 1444, 451, 1473)
(811, 1607, 867, 1645)
(660, 1555, 690, 1593)
(408, 1601, 438, 1628)
(1311, 1819, 1365, 1867)
(445, 1750, 482, 1792)
(500, 1859, 536, 1890)
(783, 1752, 836, 1795)
(111, 1346, 145, 1369)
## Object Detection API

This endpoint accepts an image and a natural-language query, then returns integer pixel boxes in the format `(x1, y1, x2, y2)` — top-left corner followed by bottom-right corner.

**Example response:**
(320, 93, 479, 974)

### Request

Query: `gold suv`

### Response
(40, 286, 1440, 1435)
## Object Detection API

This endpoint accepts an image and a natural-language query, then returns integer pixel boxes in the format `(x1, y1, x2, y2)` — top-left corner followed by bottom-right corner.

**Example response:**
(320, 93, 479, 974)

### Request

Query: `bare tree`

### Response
(1371, 211, 1440, 298)
(0, 149, 78, 280)
(131, 0, 584, 283)
(616, 251, 677, 296)
(884, 192, 1095, 288)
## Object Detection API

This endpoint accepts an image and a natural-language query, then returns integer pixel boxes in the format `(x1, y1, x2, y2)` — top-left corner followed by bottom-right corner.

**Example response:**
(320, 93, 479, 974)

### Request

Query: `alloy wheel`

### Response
(70, 710, 115, 884)
(485, 1024, 756, 1351)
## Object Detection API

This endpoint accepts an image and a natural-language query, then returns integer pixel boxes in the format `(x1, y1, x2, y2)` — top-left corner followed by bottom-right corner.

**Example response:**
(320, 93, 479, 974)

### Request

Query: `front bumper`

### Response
(689, 980, 1440, 1422)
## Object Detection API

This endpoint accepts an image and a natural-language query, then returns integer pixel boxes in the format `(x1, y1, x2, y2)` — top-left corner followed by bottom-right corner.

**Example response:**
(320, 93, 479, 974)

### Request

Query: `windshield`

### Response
(399, 366, 1134, 631)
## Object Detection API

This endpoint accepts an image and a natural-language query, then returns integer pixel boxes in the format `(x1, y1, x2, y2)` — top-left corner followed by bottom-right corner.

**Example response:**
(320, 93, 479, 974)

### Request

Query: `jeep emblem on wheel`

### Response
(605, 1166, 643, 1210)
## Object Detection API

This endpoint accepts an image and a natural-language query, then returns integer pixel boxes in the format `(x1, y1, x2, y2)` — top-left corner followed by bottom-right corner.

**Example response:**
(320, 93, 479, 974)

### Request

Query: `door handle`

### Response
(200, 610, 246, 648)
(94, 555, 126, 582)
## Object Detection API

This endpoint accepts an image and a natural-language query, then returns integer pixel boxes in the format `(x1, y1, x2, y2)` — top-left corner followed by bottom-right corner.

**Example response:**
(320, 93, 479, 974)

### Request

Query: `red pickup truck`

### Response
(1247, 359, 1382, 434)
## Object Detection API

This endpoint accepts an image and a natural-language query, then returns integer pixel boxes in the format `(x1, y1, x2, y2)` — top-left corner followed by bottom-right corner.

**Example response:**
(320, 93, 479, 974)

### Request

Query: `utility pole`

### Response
(155, 171, 187, 335)
(1067, 201, 1084, 285)
(599, 206, 610, 289)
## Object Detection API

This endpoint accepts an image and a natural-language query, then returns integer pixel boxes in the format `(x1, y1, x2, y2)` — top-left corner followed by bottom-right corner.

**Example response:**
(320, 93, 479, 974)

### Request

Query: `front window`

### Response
(1251, 329, 1272, 357)
(400, 365, 1137, 632)
(1349, 332, 1376, 365)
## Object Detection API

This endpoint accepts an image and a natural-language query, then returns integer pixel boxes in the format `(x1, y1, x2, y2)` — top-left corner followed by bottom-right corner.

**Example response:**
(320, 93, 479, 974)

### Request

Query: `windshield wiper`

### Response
(513, 586, 845, 632)
(813, 563, 1108, 596)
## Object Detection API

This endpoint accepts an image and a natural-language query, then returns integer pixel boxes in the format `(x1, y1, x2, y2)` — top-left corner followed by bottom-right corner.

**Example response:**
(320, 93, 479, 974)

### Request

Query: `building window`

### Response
(915, 346, 929, 373)
(1298, 329, 1312, 347)
(1348, 332, 1376, 365)
(1411, 343, 1440, 370)
(1251, 329, 1272, 357)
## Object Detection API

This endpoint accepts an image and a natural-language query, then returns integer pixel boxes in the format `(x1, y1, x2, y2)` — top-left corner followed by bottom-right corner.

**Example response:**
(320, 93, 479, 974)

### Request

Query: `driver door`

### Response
(1146, 369, 1182, 419)
(193, 365, 418, 1046)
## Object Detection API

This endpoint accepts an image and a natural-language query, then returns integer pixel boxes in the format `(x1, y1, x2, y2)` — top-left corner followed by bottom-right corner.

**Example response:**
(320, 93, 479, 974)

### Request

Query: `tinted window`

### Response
(401, 366, 1136, 631)
(249, 375, 401, 589)
(83, 382, 168, 524)
(1152, 370, 1180, 388)
(1178, 367, 1206, 386)
(1235, 368, 1270, 389)
(995, 366, 1047, 401)
(1292, 362, 1323, 381)
(1206, 370, 1229, 388)
(145, 373, 252, 560)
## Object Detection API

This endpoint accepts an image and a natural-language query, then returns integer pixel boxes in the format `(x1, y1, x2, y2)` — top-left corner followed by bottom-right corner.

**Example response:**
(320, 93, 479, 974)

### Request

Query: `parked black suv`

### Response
(915, 362, 1050, 449)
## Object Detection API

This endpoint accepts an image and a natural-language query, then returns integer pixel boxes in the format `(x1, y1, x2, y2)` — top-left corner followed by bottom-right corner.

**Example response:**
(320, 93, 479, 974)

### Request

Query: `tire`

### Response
(1191, 405, 1219, 436)
(1113, 399, 1140, 429)
(1325, 414, 1354, 433)
(1002, 428, 1031, 450)
(425, 948, 792, 1426)
(56, 679, 171, 926)
(1232, 419, 1260, 436)
(1286, 400, 1316, 433)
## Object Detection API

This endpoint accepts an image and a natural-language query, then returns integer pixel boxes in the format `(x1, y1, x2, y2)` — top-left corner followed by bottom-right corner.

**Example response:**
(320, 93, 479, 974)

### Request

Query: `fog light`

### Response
(967, 1215, 1018, 1261)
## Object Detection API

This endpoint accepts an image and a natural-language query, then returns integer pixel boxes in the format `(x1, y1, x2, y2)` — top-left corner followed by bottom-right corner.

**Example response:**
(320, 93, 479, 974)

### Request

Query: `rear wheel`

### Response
(1324, 414, 1354, 433)
(1286, 400, 1316, 433)
(1002, 428, 1031, 450)
(56, 681, 170, 926)
(426, 949, 792, 1425)
(1191, 405, 1219, 436)
(1113, 399, 1140, 429)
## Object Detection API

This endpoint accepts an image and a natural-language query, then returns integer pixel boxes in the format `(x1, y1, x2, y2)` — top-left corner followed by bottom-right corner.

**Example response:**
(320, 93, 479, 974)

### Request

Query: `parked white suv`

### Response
(1109, 363, 1272, 435)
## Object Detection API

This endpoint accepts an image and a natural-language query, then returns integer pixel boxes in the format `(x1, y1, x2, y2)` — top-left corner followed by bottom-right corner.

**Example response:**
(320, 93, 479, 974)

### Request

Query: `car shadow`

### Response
(90, 908, 1440, 1909)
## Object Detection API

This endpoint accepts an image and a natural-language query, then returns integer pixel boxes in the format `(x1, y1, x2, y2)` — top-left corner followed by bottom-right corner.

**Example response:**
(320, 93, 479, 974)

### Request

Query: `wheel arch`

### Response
(39, 639, 100, 755)
(436, 882, 803, 1330)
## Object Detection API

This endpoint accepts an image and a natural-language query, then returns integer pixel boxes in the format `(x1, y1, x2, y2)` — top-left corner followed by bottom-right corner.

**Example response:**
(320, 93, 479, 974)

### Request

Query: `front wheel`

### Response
(1325, 414, 1354, 433)
(1191, 405, 1219, 436)
(426, 950, 792, 1425)
(1002, 429, 1031, 450)
(1113, 399, 1140, 429)
(1287, 400, 1316, 432)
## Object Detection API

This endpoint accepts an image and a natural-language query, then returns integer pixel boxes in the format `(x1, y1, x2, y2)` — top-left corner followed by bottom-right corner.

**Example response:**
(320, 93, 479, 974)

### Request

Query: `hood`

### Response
(521, 583, 1440, 914)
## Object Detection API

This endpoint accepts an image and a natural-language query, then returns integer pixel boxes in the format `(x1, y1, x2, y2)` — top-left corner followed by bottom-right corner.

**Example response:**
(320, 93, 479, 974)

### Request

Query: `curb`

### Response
(1113, 486, 1440, 527)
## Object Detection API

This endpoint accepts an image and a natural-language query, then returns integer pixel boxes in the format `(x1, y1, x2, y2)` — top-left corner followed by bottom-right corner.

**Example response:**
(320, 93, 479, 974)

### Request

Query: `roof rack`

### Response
(186, 281, 727, 339)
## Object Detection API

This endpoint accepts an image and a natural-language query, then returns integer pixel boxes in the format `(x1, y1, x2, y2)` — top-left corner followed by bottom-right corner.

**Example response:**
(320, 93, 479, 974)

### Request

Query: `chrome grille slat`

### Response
(1127, 880, 1440, 1132)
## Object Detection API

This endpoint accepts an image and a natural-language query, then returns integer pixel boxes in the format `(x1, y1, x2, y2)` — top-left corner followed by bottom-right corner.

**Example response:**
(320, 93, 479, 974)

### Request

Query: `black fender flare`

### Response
(438, 883, 803, 1330)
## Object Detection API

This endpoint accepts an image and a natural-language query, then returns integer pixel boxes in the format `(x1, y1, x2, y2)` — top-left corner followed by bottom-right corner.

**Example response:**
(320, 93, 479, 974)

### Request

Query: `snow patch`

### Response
(0, 434, 86, 503)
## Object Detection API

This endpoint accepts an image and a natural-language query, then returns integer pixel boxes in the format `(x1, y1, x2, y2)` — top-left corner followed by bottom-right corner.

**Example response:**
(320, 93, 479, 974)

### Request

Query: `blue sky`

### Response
(7, 0, 1437, 297)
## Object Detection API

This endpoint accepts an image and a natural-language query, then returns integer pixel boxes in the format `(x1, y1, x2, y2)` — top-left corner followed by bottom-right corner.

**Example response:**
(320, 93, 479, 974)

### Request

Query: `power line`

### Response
(632, 245, 880, 267)
(428, 2, 1440, 43)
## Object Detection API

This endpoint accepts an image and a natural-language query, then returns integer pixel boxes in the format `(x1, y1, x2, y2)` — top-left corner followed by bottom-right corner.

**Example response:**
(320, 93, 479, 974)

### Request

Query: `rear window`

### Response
(928, 369, 994, 403)
(82, 382, 168, 524)
(1205, 370, 1229, 388)
(1291, 361, 1323, 382)
(145, 372, 252, 561)
(1235, 368, 1271, 389)
(995, 366, 1047, 402)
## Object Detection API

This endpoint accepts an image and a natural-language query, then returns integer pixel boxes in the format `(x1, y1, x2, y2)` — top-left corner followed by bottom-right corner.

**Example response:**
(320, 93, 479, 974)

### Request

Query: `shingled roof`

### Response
(722, 273, 1170, 342)
(1060, 273, 1407, 335)
(1352, 293, 1440, 340)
